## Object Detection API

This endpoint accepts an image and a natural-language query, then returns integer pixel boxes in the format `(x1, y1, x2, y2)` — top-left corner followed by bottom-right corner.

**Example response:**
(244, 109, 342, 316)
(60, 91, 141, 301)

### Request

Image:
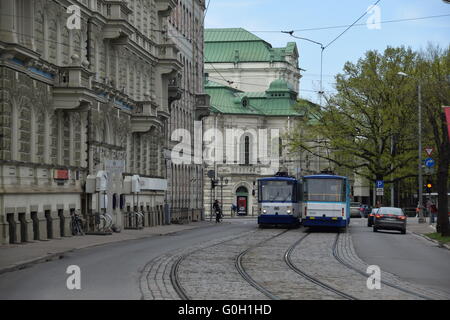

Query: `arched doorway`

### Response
(236, 186, 249, 216)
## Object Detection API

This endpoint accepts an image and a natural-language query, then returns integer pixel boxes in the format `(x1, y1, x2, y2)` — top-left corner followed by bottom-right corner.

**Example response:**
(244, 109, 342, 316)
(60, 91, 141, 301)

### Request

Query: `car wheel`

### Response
(373, 227, 378, 232)
(401, 229, 406, 234)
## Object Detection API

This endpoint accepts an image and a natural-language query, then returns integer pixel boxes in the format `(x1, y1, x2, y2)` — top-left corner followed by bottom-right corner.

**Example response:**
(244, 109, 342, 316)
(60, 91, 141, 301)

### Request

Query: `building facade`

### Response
(202, 29, 328, 217)
(204, 28, 301, 94)
(165, 0, 209, 223)
(0, 0, 208, 245)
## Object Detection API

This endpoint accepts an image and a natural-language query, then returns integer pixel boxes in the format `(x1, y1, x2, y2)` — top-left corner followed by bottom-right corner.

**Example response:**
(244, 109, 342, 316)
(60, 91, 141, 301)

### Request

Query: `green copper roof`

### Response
(205, 28, 266, 43)
(204, 28, 298, 63)
(204, 79, 309, 117)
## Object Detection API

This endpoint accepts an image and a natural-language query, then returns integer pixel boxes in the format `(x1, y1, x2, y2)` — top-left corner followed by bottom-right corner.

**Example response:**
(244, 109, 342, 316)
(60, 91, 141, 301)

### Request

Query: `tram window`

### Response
(304, 179, 345, 202)
(259, 180, 296, 202)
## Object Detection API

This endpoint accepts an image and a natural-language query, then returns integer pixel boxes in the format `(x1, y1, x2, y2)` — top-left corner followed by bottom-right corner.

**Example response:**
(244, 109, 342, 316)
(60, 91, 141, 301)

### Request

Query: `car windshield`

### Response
(379, 208, 404, 216)
(350, 202, 360, 207)
(259, 180, 296, 202)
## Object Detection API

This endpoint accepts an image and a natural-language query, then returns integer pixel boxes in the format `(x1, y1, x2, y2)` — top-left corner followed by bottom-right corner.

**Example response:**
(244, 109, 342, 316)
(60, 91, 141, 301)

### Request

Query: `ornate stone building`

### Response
(0, 0, 208, 245)
(165, 0, 209, 222)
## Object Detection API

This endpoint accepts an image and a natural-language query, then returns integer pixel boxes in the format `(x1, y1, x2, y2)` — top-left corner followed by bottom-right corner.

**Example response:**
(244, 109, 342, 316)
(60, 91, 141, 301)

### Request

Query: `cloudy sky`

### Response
(204, 0, 450, 102)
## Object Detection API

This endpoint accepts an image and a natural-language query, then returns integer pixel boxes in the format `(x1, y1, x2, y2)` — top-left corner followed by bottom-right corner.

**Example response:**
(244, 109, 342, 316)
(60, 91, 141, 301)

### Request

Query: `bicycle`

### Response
(135, 211, 144, 228)
(70, 211, 84, 236)
(99, 213, 113, 232)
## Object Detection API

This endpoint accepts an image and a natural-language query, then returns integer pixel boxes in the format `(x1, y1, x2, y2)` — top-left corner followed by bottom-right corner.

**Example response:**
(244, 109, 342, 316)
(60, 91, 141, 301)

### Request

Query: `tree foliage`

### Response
(291, 47, 419, 183)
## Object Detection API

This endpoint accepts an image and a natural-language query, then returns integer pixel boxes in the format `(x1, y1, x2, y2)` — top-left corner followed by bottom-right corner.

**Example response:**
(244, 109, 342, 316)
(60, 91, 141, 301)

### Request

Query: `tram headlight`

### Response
(263, 209, 267, 214)
(286, 209, 292, 214)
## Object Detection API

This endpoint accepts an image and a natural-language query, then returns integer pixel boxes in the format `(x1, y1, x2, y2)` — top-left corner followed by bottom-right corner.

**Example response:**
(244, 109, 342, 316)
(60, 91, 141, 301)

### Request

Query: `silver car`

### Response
(373, 207, 407, 234)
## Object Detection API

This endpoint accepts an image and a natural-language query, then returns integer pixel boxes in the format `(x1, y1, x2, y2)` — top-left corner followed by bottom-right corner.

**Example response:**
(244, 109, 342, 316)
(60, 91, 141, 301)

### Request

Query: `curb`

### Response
(410, 231, 450, 251)
(0, 222, 213, 276)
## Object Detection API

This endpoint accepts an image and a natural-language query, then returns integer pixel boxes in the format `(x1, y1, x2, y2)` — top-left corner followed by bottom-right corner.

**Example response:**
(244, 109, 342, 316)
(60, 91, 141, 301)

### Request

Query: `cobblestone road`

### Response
(140, 223, 450, 300)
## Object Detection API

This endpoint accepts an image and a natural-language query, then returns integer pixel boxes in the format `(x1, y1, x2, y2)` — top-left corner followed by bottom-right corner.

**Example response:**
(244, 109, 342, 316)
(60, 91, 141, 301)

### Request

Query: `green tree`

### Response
(414, 44, 450, 236)
(290, 47, 419, 191)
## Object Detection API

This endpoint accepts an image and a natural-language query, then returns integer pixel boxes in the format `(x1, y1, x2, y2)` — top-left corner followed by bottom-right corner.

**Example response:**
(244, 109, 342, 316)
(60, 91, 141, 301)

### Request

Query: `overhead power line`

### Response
(324, 0, 382, 49)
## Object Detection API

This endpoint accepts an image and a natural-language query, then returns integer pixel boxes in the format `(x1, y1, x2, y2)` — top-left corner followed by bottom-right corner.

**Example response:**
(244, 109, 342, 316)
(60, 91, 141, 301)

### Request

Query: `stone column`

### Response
(36, 211, 48, 240)
(6, 211, 20, 244)
(18, 211, 34, 243)
(51, 211, 61, 239)
(61, 209, 72, 237)
(0, 212, 10, 245)
(0, 0, 18, 43)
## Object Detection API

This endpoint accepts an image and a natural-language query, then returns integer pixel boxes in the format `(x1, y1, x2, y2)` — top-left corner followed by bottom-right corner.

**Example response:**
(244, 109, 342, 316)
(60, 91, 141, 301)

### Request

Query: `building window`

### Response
(244, 136, 250, 165)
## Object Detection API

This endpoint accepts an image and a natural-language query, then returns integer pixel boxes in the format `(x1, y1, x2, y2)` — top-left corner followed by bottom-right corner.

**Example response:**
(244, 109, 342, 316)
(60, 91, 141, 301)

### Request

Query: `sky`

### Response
(204, 0, 450, 103)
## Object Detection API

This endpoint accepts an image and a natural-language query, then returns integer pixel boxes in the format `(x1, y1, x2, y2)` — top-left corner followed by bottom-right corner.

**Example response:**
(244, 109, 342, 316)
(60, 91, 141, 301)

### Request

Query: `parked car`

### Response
(373, 207, 407, 234)
(367, 208, 379, 227)
(350, 202, 362, 217)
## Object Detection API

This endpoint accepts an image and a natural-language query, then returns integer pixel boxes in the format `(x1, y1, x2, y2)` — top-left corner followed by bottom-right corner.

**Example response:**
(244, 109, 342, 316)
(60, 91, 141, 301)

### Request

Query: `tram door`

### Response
(237, 196, 247, 216)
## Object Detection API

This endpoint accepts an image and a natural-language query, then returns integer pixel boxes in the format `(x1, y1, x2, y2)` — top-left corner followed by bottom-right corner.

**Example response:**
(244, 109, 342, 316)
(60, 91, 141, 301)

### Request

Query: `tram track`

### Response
(168, 229, 259, 300)
(284, 232, 357, 300)
(234, 229, 290, 300)
(332, 233, 435, 300)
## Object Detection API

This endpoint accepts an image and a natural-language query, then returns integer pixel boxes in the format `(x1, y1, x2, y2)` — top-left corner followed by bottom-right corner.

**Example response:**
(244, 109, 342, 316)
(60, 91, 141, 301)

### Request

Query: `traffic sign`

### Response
(425, 158, 435, 168)
(376, 180, 384, 189)
(376, 188, 384, 196)
(425, 147, 434, 156)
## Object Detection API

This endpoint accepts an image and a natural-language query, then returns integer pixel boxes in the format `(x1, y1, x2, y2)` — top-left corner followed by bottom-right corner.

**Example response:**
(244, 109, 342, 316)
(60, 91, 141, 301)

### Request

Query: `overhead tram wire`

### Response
(281, 0, 382, 105)
(324, 0, 382, 49)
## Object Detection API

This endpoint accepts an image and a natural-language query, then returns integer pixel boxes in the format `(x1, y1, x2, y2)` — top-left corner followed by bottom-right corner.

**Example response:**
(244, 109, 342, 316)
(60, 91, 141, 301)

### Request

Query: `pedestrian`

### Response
(430, 203, 438, 224)
(213, 200, 222, 223)
(231, 203, 237, 217)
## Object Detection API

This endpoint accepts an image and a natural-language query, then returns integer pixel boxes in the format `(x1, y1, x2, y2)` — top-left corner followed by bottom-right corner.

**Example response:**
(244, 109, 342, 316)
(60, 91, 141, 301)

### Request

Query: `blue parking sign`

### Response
(376, 180, 384, 189)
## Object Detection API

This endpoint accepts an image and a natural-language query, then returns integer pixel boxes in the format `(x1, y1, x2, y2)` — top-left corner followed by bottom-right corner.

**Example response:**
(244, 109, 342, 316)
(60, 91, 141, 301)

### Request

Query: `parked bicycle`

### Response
(99, 213, 113, 232)
(70, 211, 84, 236)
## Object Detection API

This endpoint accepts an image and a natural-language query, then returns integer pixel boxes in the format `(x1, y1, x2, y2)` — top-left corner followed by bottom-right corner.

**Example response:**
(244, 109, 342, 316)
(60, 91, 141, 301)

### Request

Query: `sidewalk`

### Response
(407, 218, 450, 250)
(0, 221, 213, 275)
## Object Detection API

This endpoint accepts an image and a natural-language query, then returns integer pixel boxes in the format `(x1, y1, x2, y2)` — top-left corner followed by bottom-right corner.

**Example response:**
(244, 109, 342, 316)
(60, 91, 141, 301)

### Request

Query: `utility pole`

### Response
(398, 72, 425, 223)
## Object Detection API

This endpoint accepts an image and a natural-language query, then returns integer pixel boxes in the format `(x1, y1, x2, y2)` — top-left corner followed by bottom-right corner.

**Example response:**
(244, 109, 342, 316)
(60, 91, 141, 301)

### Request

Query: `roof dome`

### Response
(267, 79, 293, 92)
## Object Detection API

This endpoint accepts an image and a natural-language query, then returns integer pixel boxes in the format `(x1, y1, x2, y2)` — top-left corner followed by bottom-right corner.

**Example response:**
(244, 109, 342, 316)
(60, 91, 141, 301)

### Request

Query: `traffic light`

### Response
(211, 179, 216, 189)
(425, 182, 433, 193)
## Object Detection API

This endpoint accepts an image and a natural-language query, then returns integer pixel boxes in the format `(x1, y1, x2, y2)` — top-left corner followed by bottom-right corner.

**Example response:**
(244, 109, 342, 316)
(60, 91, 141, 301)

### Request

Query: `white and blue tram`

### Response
(257, 174, 302, 227)
(302, 174, 350, 229)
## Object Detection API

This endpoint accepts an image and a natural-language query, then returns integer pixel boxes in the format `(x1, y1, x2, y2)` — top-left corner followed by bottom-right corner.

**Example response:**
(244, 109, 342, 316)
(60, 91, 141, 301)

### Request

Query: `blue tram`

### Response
(302, 174, 350, 229)
(257, 175, 302, 227)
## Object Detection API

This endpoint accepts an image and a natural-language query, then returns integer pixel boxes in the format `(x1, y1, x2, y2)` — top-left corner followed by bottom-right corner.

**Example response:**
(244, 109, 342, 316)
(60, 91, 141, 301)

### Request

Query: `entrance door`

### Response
(236, 186, 249, 216)
(237, 196, 247, 216)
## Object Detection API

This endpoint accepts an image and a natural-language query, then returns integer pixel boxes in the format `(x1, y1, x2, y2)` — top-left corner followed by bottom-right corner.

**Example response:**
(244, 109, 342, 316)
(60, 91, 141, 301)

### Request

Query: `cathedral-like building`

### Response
(203, 28, 323, 217)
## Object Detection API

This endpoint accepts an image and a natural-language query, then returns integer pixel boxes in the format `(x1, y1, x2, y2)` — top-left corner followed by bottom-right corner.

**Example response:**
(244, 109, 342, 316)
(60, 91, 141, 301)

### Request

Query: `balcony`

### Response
(155, 0, 178, 17)
(52, 56, 96, 110)
(130, 98, 162, 133)
(103, 1, 134, 42)
(195, 93, 211, 120)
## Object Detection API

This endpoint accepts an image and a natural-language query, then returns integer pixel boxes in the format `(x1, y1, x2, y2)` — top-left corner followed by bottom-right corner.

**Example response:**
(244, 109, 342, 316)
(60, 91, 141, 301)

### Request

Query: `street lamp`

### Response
(398, 72, 425, 223)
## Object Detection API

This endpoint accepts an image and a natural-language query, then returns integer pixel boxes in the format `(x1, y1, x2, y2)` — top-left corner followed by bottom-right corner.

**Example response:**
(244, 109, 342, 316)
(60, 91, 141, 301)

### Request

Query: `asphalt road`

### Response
(351, 218, 450, 295)
(0, 219, 255, 300)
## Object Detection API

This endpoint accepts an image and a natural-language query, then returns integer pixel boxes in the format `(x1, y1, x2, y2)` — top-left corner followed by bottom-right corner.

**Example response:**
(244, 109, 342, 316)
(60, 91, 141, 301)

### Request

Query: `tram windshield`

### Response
(304, 178, 346, 202)
(258, 180, 297, 202)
